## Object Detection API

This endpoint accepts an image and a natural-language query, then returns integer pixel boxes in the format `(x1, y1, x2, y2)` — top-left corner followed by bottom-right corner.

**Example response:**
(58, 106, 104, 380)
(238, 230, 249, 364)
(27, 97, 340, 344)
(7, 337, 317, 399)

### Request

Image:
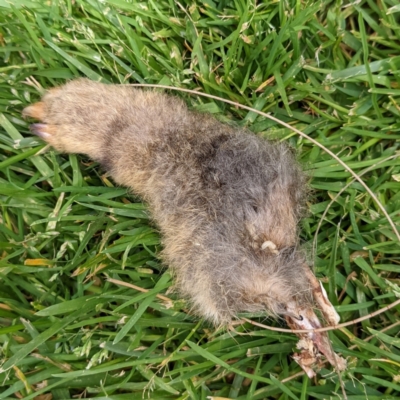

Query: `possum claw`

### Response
(30, 123, 51, 139)
(23, 102, 45, 120)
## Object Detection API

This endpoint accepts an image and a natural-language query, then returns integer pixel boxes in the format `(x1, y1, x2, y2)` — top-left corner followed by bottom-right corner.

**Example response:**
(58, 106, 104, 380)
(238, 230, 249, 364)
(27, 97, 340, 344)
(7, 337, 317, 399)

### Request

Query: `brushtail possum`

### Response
(23, 78, 346, 376)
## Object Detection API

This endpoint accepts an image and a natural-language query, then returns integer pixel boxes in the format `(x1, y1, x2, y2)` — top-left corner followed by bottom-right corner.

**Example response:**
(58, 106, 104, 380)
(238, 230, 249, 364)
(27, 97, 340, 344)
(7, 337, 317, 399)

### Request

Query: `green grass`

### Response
(0, 0, 400, 398)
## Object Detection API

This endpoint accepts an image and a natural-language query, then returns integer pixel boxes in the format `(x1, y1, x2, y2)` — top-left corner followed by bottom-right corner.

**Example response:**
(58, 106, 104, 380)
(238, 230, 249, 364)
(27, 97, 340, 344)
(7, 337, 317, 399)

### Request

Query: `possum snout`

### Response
(234, 247, 313, 318)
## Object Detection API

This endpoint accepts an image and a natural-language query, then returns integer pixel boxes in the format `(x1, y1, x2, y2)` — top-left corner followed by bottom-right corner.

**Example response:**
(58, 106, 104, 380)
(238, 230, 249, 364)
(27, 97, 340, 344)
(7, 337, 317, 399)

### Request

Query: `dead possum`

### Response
(23, 78, 346, 376)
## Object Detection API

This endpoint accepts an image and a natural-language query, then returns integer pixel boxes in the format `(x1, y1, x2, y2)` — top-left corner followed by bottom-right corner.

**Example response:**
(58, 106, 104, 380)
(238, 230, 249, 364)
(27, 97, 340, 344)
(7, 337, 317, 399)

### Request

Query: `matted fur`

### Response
(24, 78, 313, 325)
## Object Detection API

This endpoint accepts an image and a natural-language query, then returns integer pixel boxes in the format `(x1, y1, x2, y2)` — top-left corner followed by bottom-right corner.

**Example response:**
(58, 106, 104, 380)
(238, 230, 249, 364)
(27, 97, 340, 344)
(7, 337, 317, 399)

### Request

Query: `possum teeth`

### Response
(319, 280, 340, 325)
(261, 240, 279, 254)
(29, 124, 51, 139)
(286, 301, 347, 376)
(302, 265, 341, 326)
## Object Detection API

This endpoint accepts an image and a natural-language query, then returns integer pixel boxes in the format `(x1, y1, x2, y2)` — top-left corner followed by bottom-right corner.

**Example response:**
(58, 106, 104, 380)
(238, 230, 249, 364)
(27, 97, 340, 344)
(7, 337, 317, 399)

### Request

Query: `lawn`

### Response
(0, 0, 400, 399)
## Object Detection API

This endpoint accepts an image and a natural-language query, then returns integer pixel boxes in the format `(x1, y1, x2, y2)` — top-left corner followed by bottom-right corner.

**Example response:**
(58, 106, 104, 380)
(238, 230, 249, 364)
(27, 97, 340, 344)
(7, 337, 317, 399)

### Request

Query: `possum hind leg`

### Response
(23, 79, 135, 159)
(22, 78, 189, 193)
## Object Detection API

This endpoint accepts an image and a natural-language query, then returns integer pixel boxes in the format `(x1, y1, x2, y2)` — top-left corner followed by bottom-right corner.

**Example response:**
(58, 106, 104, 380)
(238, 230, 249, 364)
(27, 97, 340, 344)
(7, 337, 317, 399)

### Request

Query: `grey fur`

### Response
(25, 78, 313, 325)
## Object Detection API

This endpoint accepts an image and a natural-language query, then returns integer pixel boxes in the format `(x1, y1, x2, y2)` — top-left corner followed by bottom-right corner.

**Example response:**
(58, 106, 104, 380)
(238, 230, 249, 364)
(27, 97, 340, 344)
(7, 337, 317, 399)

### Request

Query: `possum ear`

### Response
(244, 197, 298, 250)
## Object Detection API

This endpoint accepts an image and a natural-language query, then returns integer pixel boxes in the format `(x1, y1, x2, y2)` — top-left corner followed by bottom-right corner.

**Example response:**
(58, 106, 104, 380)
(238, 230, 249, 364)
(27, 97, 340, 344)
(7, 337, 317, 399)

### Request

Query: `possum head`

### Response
(185, 235, 314, 326)
(162, 133, 313, 325)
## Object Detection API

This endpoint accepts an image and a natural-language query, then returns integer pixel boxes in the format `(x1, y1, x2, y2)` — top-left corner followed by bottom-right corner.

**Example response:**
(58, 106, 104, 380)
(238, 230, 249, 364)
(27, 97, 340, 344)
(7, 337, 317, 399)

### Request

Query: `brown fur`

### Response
(24, 78, 313, 325)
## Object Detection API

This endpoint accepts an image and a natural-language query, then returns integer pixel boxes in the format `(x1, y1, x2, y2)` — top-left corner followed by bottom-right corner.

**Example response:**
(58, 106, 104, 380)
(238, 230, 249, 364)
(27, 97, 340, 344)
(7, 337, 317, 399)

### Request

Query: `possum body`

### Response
(24, 79, 346, 375)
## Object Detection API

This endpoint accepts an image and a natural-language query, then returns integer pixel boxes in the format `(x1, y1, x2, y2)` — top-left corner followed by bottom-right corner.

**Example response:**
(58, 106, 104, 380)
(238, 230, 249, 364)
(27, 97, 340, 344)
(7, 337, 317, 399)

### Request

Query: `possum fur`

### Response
(24, 78, 315, 326)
